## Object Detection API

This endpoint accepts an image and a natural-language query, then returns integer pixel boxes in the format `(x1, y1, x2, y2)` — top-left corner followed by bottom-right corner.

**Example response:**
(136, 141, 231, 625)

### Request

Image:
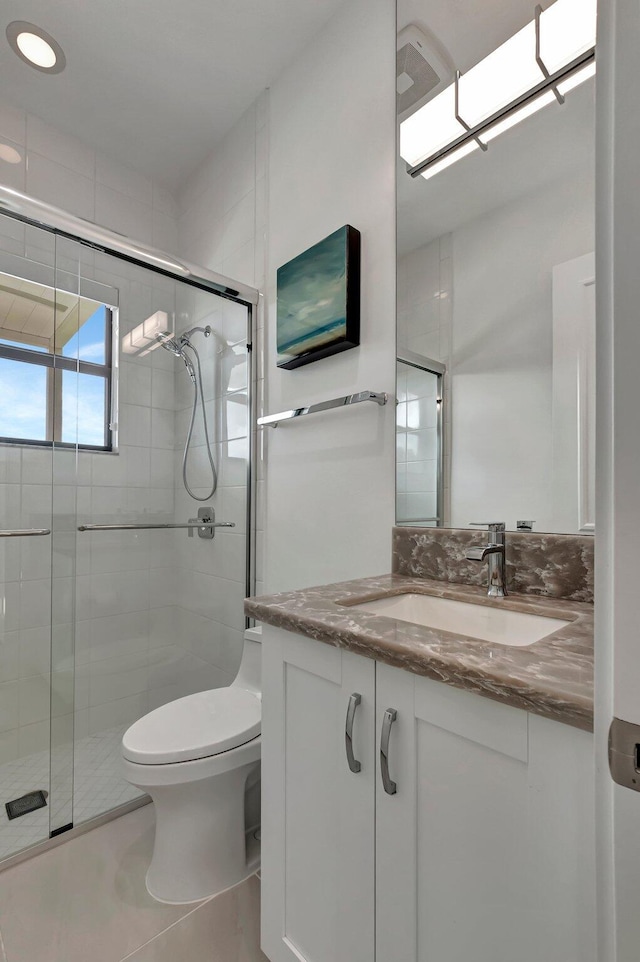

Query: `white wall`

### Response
(449, 168, 594, 530)
(399, 166, 594, 533)
(264, 0, 396, 592)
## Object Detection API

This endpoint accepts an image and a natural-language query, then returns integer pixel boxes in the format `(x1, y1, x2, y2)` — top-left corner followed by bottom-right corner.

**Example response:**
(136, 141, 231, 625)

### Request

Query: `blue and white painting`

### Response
(276, 225, 360, 369)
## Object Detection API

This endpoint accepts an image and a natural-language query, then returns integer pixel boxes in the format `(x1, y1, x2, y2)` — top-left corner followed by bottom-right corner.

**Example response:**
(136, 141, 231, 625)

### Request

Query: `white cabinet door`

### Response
(375, 664, 596, 962)
(376, 664, 531, 962)
(261, 626, 376, 962)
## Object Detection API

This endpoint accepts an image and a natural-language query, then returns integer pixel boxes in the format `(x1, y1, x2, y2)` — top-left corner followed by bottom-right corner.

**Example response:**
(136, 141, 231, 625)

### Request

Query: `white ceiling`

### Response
(0, 272, 99, 349)
(0, 0, 345, 191)
(398, 0, 544, 74)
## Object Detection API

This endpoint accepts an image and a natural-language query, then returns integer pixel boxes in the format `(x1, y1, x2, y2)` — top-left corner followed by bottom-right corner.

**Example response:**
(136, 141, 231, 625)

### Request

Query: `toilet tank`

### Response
(232, 626, 262, 696)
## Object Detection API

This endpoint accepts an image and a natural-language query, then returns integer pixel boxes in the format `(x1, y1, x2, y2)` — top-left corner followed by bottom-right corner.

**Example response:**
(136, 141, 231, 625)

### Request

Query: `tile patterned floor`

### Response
(0, 724, 141, 861)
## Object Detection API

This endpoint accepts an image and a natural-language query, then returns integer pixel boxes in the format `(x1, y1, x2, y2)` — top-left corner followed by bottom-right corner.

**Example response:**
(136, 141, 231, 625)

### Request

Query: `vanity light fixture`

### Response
(401, 0, 596, 180)
(6, 21, 66, 74)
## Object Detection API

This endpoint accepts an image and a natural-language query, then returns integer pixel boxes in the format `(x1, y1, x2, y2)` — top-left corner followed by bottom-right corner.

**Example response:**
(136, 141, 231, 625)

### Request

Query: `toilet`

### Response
(121, 626, 262, 904)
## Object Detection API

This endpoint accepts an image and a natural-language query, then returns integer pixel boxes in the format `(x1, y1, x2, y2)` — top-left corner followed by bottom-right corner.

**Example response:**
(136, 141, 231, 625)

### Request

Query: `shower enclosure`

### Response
(396, 351, 444, 526)
(0, 189, 257, 863)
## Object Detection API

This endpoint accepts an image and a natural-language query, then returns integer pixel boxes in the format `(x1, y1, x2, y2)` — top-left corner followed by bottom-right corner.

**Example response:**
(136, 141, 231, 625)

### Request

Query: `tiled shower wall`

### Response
(174, 92, 268, 683)
(0, 98, 183, 764)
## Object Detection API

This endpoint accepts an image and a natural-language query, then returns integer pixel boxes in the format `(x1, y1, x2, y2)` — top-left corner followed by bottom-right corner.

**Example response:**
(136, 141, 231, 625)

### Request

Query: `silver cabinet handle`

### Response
(380, 708, 398, 795)
(345, 693, 362, 773)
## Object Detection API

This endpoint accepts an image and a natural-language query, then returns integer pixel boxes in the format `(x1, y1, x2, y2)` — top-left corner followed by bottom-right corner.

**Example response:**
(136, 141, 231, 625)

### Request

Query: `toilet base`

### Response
(123, 738, 261, 904)
(146, 826, 261, 905)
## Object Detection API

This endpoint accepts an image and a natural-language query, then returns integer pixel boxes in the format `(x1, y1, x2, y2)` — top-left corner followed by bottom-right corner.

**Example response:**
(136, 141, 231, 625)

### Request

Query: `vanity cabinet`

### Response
(261, 626, 596, 962)
(261, 626, 376, 962)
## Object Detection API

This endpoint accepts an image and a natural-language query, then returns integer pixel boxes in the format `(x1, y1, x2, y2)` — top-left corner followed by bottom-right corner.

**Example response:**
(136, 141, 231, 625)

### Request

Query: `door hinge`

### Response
(609, 717, 640, 791)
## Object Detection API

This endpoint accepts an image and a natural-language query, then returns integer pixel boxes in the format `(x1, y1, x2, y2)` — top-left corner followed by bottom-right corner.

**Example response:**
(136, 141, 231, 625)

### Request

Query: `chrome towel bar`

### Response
(77, 521, 235, 531)
(78, 508, 233, 541)
(258, 390, 388, 427)
(0, 528, 51, 538)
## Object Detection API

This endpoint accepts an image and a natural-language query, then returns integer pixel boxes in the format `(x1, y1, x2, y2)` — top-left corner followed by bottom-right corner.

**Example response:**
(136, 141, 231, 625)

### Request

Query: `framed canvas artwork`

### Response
(276, 224, 361, 369)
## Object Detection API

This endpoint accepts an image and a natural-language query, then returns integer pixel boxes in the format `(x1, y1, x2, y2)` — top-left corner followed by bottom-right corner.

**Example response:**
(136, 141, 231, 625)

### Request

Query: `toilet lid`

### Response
(122, 687, 261, 765)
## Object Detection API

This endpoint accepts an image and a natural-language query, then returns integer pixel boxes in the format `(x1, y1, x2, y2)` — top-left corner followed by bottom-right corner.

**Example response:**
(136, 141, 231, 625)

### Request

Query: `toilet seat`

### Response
(122, 687, 261, 765)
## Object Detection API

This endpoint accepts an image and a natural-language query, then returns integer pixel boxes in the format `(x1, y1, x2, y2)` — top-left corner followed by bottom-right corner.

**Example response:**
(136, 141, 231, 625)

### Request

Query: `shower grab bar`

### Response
(258, 391, 388, 427)
(0, 528, 51, 537)
(77, 521, 235, 531)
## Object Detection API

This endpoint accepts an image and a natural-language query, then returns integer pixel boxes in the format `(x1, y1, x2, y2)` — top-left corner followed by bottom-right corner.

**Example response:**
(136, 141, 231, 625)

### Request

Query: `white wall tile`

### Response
(153, 182, 178, 219)
(27, 153, 95, 221)
(0, 102, 26, 145)
(0, 632, 19, 684)
(18, 674, 50, 726)
(152, 209, 178, 254)
(95, 153, 152, 206)
(0, 138, 26, 190)
(95, 184, 153, 245)
(0, 728, 18, 764)
(26, 115, 95, 179)
(17, 719, 49, 756)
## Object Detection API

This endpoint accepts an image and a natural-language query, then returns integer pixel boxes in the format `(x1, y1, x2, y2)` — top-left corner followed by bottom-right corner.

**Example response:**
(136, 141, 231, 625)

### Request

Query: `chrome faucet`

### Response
(466, 522, 507, 597)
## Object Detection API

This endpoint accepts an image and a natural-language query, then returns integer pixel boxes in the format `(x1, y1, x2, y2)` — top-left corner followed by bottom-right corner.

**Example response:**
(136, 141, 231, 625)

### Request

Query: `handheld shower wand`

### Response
(155, 328, 217, 499)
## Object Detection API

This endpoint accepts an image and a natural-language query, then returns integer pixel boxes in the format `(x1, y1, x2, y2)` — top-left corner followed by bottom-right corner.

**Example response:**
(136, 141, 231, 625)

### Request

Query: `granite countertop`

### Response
(245, 574, 594, 732)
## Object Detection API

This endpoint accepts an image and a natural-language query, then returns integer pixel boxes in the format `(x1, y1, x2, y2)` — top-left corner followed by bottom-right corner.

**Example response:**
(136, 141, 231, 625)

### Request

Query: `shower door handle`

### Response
(0, 528, 51, 537)
(345, 693, 362, 773)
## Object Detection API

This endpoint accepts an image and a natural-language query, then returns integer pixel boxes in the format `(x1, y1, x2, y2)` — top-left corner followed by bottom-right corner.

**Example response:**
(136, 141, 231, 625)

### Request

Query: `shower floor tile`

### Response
(0, 724, 142, 862)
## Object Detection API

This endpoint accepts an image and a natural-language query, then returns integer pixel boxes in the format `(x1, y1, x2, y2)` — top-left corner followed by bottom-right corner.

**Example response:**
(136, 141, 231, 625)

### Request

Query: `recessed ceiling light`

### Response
(6, 21, 66, 74)
(0, 144, 22, 164)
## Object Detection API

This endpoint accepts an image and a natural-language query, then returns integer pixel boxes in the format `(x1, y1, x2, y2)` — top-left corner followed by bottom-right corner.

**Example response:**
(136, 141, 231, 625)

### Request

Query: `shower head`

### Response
(156, 331, 183, 356)
(155, 331, 196, 381)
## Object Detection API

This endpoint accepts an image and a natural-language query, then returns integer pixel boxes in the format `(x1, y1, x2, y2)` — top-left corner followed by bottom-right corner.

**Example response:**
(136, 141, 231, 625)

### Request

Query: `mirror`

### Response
(396, 0, 596, 534)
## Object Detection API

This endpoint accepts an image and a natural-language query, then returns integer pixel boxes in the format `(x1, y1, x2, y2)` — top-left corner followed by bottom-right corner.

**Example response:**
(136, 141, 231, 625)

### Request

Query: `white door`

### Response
(260, 626, 375, 962)
(596, 1, 640, 960)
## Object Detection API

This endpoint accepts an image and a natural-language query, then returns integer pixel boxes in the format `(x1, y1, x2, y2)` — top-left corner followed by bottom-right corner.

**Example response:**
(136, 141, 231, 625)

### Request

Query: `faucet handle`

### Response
(469, 522, 505, 533)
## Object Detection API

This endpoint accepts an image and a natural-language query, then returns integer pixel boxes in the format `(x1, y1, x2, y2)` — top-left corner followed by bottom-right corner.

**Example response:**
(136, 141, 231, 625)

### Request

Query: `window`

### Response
(0, 272, 115, 449)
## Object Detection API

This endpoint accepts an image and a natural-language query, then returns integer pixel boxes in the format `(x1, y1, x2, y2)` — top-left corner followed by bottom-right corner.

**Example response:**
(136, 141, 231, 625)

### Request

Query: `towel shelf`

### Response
(258, 391, 388, 428)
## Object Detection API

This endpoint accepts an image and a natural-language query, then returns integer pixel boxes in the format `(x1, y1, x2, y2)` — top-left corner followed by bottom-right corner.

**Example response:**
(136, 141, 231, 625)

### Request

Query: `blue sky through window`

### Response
(61, 372, 106, 446)
(62, 305, 107, 363)
(0, 358, 47, 440)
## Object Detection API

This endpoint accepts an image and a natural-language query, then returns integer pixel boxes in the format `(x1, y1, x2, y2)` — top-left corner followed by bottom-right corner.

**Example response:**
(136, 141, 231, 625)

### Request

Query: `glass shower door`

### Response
(0, 221, 56, 859)
(58, 239, 252, 831)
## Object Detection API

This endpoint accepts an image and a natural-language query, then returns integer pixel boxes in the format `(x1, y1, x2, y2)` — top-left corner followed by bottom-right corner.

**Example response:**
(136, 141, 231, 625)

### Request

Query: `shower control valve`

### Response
(187, 506, 235, 540)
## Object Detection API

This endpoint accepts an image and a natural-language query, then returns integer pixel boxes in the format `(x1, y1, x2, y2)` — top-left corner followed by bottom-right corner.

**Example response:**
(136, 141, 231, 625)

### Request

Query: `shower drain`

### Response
(5, 790, 48, 821)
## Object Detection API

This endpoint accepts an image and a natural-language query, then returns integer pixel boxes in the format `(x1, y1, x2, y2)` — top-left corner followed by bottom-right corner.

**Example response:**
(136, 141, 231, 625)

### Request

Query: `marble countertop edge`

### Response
(245, 573, 594, 732)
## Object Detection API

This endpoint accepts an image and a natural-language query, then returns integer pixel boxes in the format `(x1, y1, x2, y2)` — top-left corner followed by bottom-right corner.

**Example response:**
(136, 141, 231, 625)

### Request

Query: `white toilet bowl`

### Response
(122, 627, 262, 904)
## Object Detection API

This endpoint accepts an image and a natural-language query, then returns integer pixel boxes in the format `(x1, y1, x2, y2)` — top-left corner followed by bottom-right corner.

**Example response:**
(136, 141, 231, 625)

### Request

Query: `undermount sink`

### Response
(348, 593, 571, 647)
